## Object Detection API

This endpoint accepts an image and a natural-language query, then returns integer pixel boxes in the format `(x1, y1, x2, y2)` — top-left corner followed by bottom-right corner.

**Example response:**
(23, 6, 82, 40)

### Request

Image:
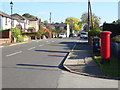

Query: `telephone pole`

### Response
(88, 0, 90, 31)
(49, 12, 51, 24)
(88, 0, 93, 31)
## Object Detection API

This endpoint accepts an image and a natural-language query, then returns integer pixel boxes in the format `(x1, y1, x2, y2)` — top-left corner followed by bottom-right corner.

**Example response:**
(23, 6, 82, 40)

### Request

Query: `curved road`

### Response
(2, 38, 118, 88)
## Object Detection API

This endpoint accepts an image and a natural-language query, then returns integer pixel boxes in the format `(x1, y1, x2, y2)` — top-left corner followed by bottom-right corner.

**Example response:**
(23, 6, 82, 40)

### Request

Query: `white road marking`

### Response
(46, 41, 49, 42)
(6, 51, 22, 57)
(27, 47, 35, 50)
(52, 41, 55, 42)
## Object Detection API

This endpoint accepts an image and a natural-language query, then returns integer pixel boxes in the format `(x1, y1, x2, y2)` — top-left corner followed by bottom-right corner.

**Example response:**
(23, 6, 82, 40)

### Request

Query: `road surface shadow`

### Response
(16, 64, 58, 68)
(48, 55, 65, 57)
(16, 51, 69, 72)
(35, 50, 69, 53)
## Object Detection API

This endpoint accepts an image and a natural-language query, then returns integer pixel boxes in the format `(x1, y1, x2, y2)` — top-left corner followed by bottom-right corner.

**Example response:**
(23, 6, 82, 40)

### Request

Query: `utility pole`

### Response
(89, 0, 93, 29)
(88, 0, 93, 31)
(49, 12, 51, 24)
(88, 0, 90, 31)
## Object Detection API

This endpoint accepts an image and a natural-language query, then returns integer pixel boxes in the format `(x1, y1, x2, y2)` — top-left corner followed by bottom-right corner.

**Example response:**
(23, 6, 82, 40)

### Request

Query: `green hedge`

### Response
(88, 29, 102, 37)
(111, 35, 120, 42)
(103, 23, 120, 37)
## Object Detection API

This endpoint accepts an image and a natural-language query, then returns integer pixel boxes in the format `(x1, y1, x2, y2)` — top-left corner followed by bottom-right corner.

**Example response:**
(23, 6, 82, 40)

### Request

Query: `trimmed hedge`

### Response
(111, 35, 120, 42)
(88, 29, 102, 37)
(103, 23, 120, 37)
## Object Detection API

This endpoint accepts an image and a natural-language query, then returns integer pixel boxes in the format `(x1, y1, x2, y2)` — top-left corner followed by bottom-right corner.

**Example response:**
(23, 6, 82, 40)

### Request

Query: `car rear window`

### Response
(81, 33, 87, 35)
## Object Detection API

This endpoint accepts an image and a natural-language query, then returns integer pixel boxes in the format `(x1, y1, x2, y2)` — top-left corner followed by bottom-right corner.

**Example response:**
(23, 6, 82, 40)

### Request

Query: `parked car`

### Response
(58, 33, 66, 38)
(69, 33, 77, 37)
(80, 32, 88, 39)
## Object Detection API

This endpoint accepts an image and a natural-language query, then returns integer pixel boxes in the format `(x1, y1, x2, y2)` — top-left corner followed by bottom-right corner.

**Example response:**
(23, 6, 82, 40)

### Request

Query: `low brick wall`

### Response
(23, 37, 31, 41)
(0, 30, 12, 38)
(0, 30, 12, 44)
(0, 38, 11, 44)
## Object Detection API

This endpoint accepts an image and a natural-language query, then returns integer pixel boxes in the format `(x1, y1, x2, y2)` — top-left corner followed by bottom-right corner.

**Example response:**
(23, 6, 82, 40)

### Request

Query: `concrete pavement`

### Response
(63, 39, 119, 80)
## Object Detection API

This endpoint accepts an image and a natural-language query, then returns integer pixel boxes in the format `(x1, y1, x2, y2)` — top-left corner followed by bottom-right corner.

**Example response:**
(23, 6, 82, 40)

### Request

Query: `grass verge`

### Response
(89, 50, 120, 77)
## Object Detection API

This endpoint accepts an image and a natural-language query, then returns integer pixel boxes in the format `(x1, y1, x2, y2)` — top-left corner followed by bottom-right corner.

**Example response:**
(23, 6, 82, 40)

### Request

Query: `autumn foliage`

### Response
(44, 28, 51, 34)
(43, 28, 51, 38)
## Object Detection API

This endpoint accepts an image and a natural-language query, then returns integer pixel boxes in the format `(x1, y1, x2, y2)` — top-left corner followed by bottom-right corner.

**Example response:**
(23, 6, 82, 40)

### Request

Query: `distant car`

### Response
(58, 33, 66, 38)
(69, 33, 77, 37)
(73, 34, 77, 37)
(80, 32, 88, 39)
(69, 34, 74, 37)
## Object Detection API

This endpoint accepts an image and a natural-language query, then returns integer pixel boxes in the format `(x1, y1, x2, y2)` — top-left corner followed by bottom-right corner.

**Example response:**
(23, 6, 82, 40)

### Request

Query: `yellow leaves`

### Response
(65, 17, 80, 24)
(74, 24, 80, 31)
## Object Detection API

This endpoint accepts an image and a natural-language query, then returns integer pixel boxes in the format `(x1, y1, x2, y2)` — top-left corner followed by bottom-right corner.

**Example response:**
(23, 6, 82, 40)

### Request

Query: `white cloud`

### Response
(1, 0, 119, 2)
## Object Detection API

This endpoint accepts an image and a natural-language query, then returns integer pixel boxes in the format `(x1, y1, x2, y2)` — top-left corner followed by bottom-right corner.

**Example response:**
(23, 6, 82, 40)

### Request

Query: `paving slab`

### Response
(63, 40, 109, 78)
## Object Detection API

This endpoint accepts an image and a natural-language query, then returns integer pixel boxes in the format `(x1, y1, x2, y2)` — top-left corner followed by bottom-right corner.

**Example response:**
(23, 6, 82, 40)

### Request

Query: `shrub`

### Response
(88, 29, 102, 37)
(17, 36, 24, 42)
(2, 29, 10, 31)
(23, 35, 28, 38)
(11, 28, 21, 38)
(111, 35, 120, 42)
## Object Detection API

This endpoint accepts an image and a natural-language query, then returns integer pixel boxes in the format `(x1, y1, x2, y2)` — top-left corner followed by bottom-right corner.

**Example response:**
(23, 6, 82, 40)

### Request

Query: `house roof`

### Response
(0, 11, 20, 20)
(0, 11, 11, 18)
(46, 24, 54, 28)
(27, 18, 38, 21)
(46, 23, 67, 27)
(54, 23, 67, 27)
(11, 13, 26, 20)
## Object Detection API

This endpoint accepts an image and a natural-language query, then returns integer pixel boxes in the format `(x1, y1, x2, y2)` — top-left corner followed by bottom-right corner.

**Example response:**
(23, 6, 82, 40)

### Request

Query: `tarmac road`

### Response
(2, 38, 118, 88)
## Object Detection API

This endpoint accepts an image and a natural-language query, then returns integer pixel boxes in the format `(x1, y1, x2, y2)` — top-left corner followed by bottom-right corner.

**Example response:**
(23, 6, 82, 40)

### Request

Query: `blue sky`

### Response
(0, 1, 119, 25)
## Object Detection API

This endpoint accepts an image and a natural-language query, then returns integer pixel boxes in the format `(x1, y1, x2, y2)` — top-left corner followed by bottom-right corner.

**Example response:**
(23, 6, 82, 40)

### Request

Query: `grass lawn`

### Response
(94, 56, 119, 77)
(89, 50, 120, 77)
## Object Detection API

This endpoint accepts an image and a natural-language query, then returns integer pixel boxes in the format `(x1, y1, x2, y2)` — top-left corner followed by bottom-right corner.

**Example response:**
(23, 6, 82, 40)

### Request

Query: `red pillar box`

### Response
(100, 31, 112, 64)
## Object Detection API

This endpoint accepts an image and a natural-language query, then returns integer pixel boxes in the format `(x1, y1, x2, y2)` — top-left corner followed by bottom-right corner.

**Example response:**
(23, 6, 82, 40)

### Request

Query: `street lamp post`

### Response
(10, 1, 13, 29)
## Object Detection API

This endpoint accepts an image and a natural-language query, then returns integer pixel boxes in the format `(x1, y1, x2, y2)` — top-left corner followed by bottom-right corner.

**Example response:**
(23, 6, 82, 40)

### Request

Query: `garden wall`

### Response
(0, 30, 12, 44)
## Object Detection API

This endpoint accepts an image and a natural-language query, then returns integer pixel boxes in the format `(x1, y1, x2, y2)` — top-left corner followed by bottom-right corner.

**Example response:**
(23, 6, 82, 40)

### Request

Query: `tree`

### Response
(11, 28, 20, 38)
(44, 20, 48, 25)
(65, 17, 81, 33)
(74, 24, 80, 32)
(75, 21, 82, 32)
(43, 28, 51, 38)
(22, 13, 38, 19)
(81, 12, 101, 29)
(37, 22, 45, 38)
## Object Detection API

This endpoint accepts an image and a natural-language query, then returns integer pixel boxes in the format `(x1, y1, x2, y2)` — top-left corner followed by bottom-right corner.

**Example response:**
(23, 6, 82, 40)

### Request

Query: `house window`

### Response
(28, 21, 30, 25)
(5, 17, 7, 25)
(12, 19, 14, 27)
